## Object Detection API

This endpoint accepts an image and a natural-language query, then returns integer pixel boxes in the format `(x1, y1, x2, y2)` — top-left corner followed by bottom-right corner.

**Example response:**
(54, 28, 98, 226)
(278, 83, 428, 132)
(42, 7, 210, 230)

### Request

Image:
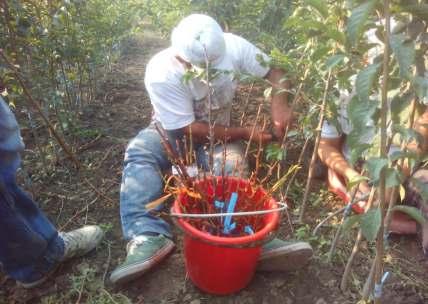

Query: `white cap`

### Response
(171, 14, 226, 67)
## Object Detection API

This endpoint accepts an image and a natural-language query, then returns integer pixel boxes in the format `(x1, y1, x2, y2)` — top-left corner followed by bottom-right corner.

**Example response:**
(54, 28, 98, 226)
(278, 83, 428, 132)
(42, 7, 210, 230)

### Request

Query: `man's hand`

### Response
(346, 170, 371, 202)
(271, 100, 293, 140)
(265, 68, 292, 140)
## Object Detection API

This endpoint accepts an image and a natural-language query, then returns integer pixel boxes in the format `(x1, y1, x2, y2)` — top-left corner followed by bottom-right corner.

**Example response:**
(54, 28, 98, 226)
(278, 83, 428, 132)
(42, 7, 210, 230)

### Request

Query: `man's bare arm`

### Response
(265, 68, 292, 139)
(318, 137, 361, 182)
(183, 121, 272, 144)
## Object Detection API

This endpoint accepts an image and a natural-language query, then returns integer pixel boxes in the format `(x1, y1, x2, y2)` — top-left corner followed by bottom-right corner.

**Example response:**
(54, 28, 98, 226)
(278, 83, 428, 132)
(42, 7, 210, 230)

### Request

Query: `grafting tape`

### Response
(373, 271, 390, 299)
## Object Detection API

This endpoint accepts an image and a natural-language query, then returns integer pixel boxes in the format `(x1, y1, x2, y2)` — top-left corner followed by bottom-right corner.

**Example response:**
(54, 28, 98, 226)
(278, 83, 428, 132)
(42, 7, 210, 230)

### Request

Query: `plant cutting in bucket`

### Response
(172, 176, 283, 295)
(147, 123, 292, 295)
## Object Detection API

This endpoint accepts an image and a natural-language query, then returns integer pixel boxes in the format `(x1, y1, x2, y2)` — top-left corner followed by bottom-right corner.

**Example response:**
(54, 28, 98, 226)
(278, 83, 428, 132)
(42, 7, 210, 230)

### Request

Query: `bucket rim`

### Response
(172, 176, 280, 246)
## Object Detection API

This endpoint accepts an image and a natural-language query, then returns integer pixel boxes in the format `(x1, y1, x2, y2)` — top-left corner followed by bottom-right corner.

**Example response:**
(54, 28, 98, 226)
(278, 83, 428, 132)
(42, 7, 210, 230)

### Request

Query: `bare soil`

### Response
(1, 29, 427, 304)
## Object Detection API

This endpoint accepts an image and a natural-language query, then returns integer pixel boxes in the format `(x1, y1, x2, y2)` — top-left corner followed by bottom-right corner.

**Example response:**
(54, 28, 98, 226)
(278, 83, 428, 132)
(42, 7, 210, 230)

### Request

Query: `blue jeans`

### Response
(0, 151, 64, 284)
(120, 124, 248, 240)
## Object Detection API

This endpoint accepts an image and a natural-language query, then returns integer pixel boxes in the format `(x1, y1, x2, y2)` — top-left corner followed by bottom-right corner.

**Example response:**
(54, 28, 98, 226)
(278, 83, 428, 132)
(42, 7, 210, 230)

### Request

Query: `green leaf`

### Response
(325, 54, 346, 70)
(347, 95, 377, 131)
(390, 93, 412, 124)
(365, 157, 388, 183)
(391, 205, 426, 225)
(356, 63, 381, 103)
(390, 34, 415, 78)
(304, 0, 328, 18)
(326, 29, 346, 45)
(400, 4, 428, 21)
(412, 76, 428, 100)
(347, 0, 377, 45)
(361, 207, 381, 242)
(287, 130, 299, 138)
(265, 143, 285, 161)
(348, 142, 371, 165)
(389, 150, 418, 162)
(392, 124, 423, 144)
(348, 174, 370, 190)
(343, 214, 362, 233)
(385, 168, 404, 188)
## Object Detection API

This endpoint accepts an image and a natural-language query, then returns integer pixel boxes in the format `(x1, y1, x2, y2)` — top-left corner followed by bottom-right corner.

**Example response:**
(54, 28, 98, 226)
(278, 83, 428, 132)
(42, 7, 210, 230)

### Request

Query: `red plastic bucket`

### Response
(172, 177, 279, 295)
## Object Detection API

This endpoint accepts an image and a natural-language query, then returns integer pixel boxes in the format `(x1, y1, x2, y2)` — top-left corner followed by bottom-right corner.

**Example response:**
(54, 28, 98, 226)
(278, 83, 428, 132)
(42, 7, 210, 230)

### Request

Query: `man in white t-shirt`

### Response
(110, 14, 313, 285)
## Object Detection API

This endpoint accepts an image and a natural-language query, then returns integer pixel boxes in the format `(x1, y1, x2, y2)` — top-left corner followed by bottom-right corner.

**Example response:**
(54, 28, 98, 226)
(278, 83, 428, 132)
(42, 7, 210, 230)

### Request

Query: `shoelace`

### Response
(127, 235, 153, 254)
(60, 231, 83, 256)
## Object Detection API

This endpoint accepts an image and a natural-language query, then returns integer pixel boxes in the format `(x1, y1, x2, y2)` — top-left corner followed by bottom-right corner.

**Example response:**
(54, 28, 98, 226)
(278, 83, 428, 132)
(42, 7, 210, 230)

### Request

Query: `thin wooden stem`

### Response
(340, 187, 376, 291)
(328, 185, 360, 262)
(363, 258, 376, 301)
(284, 136, 310, 196)
(373, 4, 390, 303)
(299, 70, 332, 222)
(203, 48, 215, 173)
(240, 82, 254, 127)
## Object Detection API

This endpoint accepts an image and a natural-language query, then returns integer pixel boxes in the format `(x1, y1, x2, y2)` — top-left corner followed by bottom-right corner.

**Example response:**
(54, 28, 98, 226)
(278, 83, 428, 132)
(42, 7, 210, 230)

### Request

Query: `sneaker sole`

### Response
(110, 240, 175, 285)
(257, 242, 313, 272)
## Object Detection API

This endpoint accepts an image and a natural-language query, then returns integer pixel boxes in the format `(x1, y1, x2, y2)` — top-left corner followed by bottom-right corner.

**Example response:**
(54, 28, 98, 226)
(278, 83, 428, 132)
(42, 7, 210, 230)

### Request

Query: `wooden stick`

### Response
(299, 70, 332, 222)
(154, 123, 192, 187)
(339, 187, 376, 292)
(284, 136, 310, 196)
(327, 189, 359, 262)
(203, 48, 215, 173)
(253, 115, 267, 180)
(240, 82, 254, 127)
(373, 5, 390, 303)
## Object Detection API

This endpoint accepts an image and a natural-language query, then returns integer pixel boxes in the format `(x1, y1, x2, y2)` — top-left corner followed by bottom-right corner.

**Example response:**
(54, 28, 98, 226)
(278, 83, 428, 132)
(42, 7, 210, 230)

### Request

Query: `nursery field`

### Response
(1, 1, 428, 303)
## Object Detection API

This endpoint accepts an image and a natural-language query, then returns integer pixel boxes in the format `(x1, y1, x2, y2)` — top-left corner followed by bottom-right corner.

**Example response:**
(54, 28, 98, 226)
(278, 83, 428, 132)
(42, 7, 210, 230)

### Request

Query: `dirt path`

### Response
(1, 29, 427, 304)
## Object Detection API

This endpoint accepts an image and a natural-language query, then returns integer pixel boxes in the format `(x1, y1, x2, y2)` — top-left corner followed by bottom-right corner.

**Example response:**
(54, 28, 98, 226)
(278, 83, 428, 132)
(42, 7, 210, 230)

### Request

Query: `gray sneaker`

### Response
(19, 225, 104, 289)
(109, 234, 175, 285)
(257, 238, 313, 272)
(60, 225, 104, 260)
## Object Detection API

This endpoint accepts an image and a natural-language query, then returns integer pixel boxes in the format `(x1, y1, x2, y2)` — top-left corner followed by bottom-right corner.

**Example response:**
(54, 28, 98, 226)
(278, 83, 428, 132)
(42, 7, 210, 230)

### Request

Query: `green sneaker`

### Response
(257, 238, 313, 272)
(109, 234, 175, 285)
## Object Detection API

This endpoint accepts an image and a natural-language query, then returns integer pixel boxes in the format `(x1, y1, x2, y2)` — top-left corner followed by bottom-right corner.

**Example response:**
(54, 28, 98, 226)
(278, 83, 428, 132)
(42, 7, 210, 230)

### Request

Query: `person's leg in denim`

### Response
(120, 125, 174, 240)
(0, 95, 65, 285)
(0, 151, 64, 285)
(0, 96, 103, 287)
(112, 125, 249, 284)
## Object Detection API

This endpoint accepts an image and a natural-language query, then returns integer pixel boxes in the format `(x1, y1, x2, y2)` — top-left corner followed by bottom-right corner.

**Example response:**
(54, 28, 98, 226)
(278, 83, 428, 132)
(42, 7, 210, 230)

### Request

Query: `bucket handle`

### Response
(170, 201, 288, 218)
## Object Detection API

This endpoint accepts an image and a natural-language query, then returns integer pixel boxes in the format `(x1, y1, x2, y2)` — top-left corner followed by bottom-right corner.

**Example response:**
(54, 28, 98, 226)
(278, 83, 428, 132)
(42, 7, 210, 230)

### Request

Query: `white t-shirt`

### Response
(321, 90, 376, 161)
(144, 33, 270, 130)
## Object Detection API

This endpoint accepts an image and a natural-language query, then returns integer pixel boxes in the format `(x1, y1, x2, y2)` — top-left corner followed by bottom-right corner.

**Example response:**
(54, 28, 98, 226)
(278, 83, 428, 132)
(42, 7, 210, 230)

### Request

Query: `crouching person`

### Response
(318, 91, 428, 256)
(110, 14, 313, 285)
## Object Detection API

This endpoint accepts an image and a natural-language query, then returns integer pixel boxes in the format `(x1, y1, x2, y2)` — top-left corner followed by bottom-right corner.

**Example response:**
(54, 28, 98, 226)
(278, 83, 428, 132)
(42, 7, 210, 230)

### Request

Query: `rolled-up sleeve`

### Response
(321, 120, 341, 139)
